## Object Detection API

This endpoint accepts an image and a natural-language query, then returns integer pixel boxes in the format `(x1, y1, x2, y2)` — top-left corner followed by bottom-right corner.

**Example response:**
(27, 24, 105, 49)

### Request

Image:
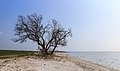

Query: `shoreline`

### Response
(67, 51, 120, 70)
(0, 53, 119, 71)
(56, 53, 119, 71)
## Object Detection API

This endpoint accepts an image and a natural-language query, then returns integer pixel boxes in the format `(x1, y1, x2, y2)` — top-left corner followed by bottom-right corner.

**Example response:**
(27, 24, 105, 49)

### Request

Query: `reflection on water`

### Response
(68, 52, 120, 69)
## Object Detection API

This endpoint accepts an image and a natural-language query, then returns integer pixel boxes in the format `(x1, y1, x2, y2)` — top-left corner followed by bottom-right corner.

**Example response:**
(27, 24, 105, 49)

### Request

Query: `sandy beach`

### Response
(0, 53, 119, 71)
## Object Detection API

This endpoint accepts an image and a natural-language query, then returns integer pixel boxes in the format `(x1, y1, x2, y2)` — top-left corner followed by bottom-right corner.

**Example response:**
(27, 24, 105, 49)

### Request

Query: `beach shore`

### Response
(0, 53, 119, 71)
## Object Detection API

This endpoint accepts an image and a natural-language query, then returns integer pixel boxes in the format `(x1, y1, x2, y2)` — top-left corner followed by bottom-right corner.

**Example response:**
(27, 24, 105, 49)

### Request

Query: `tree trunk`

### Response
(41, 48, 48, 56)
(51, 46, 57, 54)
(37, 43, 48, 56)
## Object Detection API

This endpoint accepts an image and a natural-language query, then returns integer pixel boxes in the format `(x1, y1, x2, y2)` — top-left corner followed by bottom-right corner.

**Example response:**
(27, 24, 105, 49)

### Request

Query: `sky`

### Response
(0, 0, 120, 51)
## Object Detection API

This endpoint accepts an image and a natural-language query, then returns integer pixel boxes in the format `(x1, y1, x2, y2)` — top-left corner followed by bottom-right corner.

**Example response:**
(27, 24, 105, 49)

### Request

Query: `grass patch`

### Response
(0, 50, 66, 59)
(0, 50, 35, 58)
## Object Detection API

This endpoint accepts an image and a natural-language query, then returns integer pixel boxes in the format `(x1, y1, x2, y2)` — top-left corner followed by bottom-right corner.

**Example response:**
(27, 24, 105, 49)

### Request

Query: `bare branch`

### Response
(13, 13, 72, 55)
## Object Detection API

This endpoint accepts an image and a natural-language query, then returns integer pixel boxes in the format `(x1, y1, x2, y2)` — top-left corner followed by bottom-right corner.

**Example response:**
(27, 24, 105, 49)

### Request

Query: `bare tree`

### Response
(13, 13, 72, 56)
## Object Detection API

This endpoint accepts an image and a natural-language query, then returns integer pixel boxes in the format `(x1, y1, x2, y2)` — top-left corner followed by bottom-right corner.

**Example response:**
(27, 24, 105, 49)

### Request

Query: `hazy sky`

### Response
(0, 0, 120, 51)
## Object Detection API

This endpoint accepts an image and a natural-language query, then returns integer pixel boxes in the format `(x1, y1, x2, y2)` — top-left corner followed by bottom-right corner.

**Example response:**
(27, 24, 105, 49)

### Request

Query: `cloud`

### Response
(0, 31, 3, 35)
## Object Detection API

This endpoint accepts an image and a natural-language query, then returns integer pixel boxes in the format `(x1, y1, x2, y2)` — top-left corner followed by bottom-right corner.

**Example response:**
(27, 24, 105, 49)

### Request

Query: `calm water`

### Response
(68, 52, 120, 70)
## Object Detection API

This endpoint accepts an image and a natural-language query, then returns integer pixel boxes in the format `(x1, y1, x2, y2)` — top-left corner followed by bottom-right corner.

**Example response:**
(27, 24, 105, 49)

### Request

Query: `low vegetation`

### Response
(0, 50, 67, 59)
(0, 50, 34, 58)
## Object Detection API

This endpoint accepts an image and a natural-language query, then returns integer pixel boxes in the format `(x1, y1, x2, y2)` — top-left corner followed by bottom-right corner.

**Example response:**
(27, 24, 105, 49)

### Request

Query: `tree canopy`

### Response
(13, 13, 72, 55)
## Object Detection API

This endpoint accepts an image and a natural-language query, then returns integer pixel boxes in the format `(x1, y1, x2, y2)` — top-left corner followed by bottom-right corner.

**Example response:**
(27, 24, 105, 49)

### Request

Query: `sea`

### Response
(67, 51, 120, 70)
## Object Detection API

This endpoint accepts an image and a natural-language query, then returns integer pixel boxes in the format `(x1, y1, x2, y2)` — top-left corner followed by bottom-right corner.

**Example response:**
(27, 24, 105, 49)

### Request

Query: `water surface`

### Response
(68, 51, 120, 70)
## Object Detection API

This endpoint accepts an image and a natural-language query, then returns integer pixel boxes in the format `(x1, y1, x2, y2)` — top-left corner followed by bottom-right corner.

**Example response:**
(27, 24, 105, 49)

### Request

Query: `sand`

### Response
(0, 53, 119, 71)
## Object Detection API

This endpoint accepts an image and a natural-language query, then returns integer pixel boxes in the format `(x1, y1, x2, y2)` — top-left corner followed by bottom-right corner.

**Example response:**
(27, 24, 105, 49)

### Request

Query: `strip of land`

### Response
(0, 52, 119, 71)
